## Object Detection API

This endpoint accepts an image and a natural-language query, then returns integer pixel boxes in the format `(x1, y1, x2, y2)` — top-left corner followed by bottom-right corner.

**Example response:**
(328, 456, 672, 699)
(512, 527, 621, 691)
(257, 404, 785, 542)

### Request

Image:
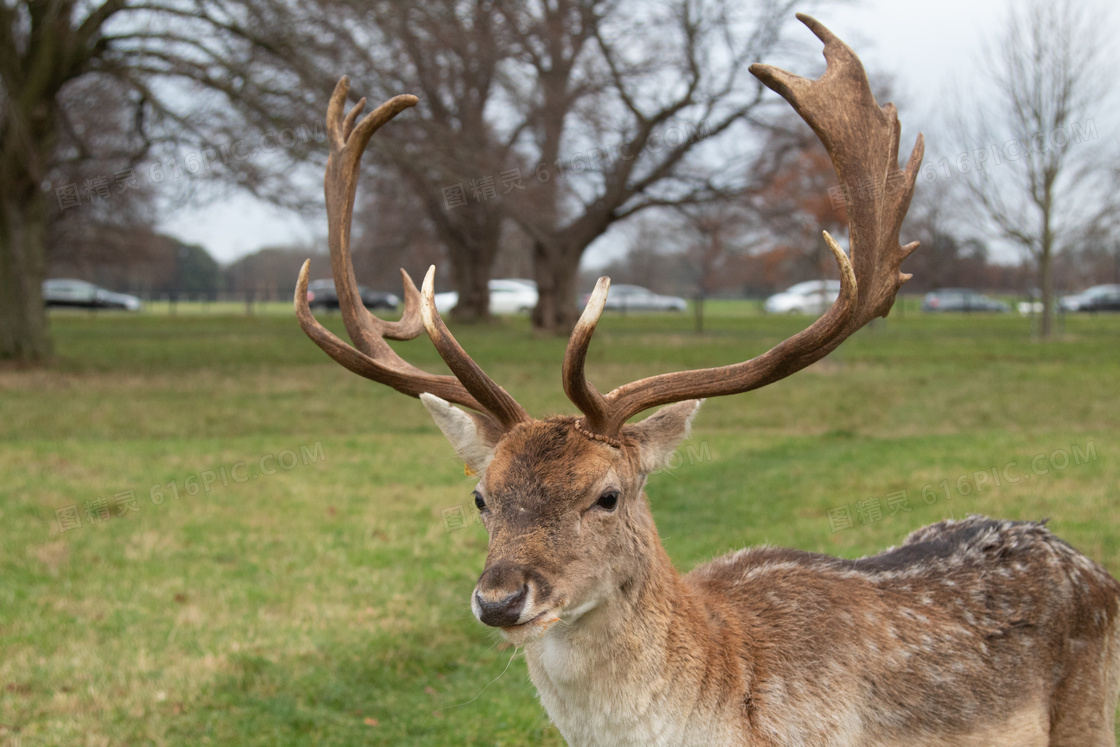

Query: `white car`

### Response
(581, 285, 688, 312)
(433, 278, 538, 315)
(764, 280, 841, 315)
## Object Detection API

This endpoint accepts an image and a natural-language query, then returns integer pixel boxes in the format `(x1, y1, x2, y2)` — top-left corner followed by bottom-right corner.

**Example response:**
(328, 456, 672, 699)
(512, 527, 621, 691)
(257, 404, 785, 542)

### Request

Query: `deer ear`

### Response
(624, 400, 703, 474)
(420, 393, 500, 475)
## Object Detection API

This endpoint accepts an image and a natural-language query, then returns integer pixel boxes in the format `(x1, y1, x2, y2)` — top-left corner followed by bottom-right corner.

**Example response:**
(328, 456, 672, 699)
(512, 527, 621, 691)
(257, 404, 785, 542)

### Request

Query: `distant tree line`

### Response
(48, 203, 1118, 305)
(584, 218, 1117, 303)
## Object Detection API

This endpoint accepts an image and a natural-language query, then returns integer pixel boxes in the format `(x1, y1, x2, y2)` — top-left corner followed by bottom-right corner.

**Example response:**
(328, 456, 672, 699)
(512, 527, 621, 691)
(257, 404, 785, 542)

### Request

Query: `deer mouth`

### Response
(500, 608, 562, 638)
(503, 609, 551, 629)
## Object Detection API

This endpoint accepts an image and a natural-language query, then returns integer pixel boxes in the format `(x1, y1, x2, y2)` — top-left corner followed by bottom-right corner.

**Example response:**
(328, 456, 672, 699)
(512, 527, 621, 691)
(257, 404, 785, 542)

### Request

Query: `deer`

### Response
(292, 15, 1120, 747)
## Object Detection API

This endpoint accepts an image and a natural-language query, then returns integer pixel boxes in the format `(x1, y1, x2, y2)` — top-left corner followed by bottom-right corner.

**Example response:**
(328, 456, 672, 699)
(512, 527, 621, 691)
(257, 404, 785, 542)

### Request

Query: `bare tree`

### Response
(503, 0, 821, 331)
(950, 0, 1120, 338)
(225, 244, 328, 300)
(314, 0, 829, 332)
(898, 178, 994, 293)
(747, 119, 849, 285)
(1055, 239, 1120, 290)
(1, 0, 328, 362)
(351, 170, 448, 292)
(592, 211, 688, 294)
(675, 200, 749, 332)
(43, 74, 160, 275)
(305, 0, 522, 322)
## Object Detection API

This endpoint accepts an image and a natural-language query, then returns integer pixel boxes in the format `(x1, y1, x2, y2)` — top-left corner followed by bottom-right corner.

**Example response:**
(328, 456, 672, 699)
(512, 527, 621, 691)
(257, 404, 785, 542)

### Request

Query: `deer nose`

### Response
(474, 585, 529, 628)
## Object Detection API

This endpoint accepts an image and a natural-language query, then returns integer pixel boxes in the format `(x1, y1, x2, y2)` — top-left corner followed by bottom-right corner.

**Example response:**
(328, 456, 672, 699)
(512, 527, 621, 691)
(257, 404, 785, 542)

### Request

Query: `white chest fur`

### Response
(524, 631, 743, 747)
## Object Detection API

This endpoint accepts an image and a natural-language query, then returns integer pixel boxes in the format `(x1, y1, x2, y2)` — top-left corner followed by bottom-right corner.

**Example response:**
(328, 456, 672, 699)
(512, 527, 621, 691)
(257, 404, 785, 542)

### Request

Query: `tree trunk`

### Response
(1039, 248, 1053, 339)
(428, 202, 501, 325)
(1038, 185, 1054, 340)
(448, 245, 493, 323)
(0, 190, 51, 362)
(531, 240, 581, 333)
(395, 162, 500, 324)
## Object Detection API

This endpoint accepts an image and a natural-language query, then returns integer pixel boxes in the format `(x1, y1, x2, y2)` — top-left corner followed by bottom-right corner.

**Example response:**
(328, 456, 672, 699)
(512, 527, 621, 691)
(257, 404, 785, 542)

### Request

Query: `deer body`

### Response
(294, 13, 1120, 746)
(442, 412, 1120, 747)
(524, 511, 1120, 746)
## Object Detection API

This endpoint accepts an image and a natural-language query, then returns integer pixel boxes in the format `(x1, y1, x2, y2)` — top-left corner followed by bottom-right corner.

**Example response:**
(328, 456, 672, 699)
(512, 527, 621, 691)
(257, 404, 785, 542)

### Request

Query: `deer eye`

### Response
(473, 490, 486, 511)
(595, 490, 619, 511)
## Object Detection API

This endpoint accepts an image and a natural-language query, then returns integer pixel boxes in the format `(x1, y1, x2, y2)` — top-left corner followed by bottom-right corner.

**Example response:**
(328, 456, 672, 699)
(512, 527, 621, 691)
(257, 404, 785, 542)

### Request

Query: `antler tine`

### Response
(563, 277, 612, 433)
(296, 262, 492, 415)
(296, 77, 507, 429)
(419, 267, 532, 430)
(341, 96, 365, 142)
(563, 15, 920, 438)
(571, 234, 858, 436)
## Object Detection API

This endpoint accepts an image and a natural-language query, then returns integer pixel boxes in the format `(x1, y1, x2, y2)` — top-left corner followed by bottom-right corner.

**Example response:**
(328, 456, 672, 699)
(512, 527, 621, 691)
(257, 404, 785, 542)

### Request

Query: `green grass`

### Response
(2, 305, 1119, 745)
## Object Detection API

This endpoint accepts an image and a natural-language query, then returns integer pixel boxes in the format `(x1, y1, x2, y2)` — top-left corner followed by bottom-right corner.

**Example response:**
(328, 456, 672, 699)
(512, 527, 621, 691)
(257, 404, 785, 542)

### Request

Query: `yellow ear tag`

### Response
(464, 464, 476, 477)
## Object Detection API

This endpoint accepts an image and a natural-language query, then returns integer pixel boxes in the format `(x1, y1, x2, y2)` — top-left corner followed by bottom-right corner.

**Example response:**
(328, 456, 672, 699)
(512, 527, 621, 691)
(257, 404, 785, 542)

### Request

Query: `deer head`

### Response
(422, 391, 703, 643)
(295, 14, 923, 646)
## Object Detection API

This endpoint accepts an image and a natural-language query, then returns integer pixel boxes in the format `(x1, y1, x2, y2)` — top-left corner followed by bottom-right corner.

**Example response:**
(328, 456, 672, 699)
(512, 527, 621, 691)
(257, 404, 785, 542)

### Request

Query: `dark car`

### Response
(1061, 284, 1120, 312)
(306, 279, 400, 311)
(43, 279, 142, 311)
(921, 288, 1009, 313)
(1076, 288, 1120, 312)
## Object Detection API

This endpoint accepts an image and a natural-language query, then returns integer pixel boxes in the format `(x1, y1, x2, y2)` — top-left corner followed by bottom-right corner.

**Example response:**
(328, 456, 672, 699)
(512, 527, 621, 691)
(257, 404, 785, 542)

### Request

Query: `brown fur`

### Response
(455, 413, 1120, 746)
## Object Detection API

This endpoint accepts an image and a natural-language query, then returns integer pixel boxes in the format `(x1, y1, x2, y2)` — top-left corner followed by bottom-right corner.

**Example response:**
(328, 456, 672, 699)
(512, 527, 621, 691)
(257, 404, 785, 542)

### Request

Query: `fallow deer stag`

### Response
(295, 15, 1120, 747)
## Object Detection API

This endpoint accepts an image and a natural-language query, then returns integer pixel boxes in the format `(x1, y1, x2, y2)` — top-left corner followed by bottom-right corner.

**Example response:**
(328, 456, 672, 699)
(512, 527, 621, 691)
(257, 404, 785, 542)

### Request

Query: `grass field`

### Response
(2, 304, 1118, 745)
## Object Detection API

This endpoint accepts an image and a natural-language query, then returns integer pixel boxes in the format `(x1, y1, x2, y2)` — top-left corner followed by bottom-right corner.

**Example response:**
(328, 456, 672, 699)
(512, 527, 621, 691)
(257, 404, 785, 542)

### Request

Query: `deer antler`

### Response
(295, 77, 529, 432)
(563, 14, 924, 438)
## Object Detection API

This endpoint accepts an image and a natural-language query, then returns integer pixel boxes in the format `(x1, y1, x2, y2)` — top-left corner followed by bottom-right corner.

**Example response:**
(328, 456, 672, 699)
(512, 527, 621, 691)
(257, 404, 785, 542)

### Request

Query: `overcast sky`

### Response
(160, 0, 1119, 267)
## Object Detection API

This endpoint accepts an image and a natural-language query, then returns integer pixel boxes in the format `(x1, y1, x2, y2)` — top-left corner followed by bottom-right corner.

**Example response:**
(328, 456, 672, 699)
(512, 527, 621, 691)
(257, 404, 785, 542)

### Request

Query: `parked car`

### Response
(763, 280, 841, 315)
(1059, 284, 1120, 312)
(582, 284, 687, 312)
(433, 278, 539, 315)
(487, 279, 538, 314)
(1074, 287, 1120, 312)
(42, 279, 141, 311)
(306, 279, 399, 310)
(921, 289, 1009, 313)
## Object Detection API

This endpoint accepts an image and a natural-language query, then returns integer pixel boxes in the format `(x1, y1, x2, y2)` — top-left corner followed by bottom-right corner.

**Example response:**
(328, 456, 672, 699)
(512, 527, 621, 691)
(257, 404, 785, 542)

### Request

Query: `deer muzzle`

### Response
(472, 564, 553, 628)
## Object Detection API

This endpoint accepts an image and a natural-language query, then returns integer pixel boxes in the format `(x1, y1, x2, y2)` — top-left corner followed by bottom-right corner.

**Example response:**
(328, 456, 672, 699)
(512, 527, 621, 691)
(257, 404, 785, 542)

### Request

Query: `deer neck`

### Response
(522, 518, 743, 746)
